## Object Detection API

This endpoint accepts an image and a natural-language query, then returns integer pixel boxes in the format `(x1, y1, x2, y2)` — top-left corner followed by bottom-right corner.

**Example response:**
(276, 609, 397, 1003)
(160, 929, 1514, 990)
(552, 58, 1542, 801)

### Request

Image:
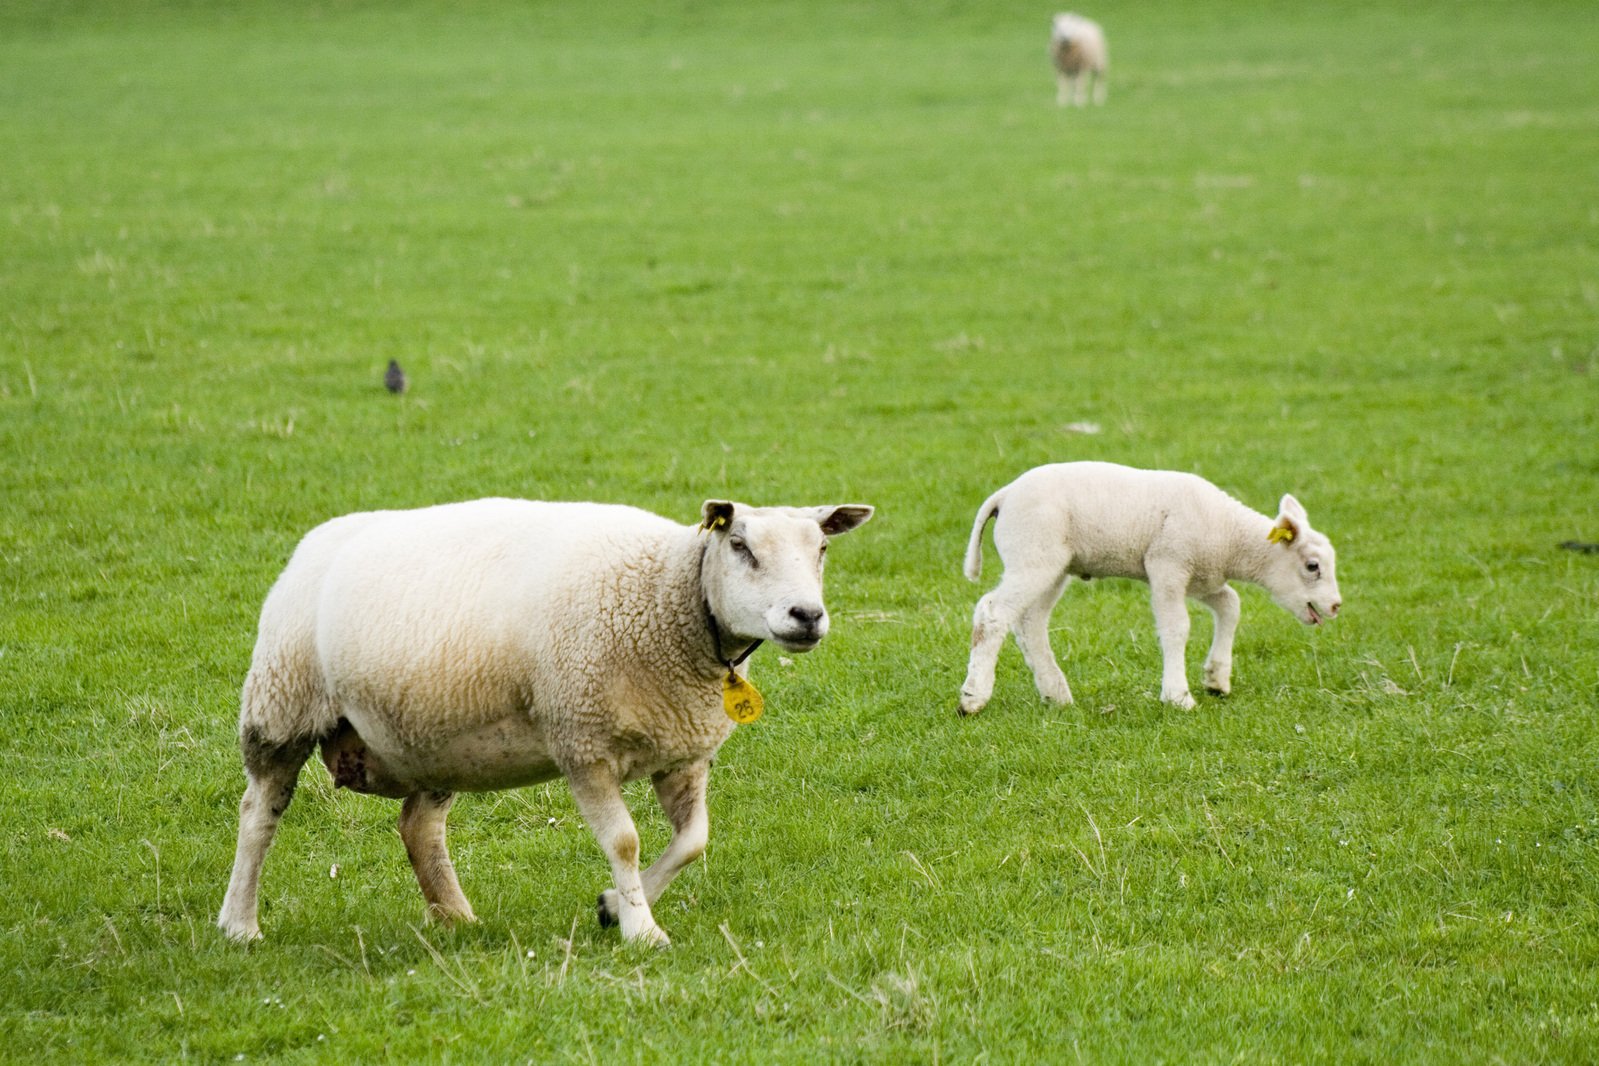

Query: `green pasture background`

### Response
(3, 0, 1597, 1060)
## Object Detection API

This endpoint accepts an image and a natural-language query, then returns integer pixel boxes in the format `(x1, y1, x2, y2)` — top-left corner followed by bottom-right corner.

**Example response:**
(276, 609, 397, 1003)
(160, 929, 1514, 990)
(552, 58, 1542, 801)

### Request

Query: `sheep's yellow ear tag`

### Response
(722, 671, 764, 724)
(703, 513, 730, 532)
(1268, 525, 1295, 545)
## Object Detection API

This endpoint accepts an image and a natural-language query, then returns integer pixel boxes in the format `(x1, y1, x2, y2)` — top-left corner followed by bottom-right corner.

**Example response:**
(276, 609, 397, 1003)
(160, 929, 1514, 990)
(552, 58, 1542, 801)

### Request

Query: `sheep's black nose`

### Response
(788, 605, 824, 628)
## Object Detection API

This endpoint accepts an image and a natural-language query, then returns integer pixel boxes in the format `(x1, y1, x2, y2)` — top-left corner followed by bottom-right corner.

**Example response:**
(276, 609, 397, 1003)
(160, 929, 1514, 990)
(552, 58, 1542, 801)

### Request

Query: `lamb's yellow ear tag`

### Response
(722, 671, 764, 724)
(1268, 525, 1295, 545)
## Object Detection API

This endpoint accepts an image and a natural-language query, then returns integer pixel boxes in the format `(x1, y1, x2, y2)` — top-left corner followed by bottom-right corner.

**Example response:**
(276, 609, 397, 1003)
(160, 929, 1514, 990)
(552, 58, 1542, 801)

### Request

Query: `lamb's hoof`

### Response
(957, 691, 987, 716)
(217, 920, 262, 944)
(1163, 693, 1198, 711)
(597, 890, 618, 929)
(628, 923, 672, 948)
(1205, 686, 1230, 698)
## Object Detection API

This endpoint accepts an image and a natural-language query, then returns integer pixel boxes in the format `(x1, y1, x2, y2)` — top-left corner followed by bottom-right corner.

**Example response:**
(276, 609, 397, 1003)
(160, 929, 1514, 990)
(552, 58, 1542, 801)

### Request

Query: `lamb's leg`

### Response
(960, 591, 1016, 715)
(1056, 73, 1071, 107)
(568, 762, 668, 947)
(961, 556, 1066, 715)
(1091, 72, 1107, 106)
(599, 762, 709, 926)
(1147, 566, 1196, 709)
(1198, 585, 1241, 696)
(398, 790, 477, 925)
(1015, 574, 1073, 705)
(1073, 73, 1089, 107)
(217, 730, 315, 942)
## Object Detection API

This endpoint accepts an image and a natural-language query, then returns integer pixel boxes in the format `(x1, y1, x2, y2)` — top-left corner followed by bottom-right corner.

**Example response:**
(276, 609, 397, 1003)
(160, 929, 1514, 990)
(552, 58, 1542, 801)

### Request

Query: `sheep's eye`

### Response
(730, 537, 756, 566)
(1306, 560, 1321, 575)
(819, 542, 829, 561)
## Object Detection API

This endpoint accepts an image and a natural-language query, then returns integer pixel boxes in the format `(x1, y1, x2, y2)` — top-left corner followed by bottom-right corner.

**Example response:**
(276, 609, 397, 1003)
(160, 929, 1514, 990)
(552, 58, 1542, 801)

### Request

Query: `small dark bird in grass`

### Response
(384, 359, 408, 394)
(1559, 540, 1599, 554)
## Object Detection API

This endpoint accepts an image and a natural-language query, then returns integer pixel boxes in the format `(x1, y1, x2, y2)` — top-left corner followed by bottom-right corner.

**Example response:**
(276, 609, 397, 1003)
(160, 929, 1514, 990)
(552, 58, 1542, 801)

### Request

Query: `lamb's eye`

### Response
(819, 542, 829, 561)
(1306, 560, 1321, 575)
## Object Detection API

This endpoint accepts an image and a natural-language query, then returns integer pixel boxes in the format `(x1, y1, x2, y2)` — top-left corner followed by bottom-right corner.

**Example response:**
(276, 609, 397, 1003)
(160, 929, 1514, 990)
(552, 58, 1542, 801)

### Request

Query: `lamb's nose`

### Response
(1329, 601, 1342, 618)
(788, 605, 824, 628)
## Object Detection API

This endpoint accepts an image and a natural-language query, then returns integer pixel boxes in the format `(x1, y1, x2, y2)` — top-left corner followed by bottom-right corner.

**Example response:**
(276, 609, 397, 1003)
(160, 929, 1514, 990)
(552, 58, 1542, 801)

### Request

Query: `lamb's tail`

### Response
(963, 488, 1006, 583)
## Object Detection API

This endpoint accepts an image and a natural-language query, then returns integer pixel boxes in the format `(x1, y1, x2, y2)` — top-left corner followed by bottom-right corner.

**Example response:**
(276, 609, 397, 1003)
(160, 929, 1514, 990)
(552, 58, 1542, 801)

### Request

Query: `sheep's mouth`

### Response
(772, 633, 822, 653)
(1305, 604, 1323, 626)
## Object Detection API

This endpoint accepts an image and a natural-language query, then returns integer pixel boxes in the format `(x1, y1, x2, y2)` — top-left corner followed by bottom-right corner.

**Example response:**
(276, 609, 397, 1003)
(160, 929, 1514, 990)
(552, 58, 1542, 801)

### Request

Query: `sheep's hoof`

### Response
(597, 891, 618, 929)
(426, 903, 478, 927)
(218, 920, 262, 944)
(1205, 686, 1230, 698)
(632, 924, 671, 948)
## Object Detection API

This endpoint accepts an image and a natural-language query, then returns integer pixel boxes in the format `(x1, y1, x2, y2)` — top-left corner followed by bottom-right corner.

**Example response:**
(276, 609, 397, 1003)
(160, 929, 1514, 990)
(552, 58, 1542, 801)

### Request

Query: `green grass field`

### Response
(3, 0, 1597, 1060)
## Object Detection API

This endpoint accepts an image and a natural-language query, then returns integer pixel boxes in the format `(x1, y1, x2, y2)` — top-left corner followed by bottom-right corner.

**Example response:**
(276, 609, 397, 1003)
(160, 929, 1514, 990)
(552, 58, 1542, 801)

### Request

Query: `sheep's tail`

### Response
(963, 488, 1006, 583)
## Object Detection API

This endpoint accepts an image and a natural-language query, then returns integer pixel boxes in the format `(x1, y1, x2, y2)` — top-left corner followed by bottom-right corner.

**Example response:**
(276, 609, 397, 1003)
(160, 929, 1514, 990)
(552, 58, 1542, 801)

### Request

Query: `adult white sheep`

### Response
(958, 462, 1340, 715)
(1050, 13, 1108, 107)
(217, 496, 873, 946)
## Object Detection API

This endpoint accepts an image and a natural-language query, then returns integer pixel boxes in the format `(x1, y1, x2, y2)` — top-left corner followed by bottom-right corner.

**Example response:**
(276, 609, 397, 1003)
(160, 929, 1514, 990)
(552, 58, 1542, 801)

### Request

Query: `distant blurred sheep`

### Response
(1050, 13, 1108, 107)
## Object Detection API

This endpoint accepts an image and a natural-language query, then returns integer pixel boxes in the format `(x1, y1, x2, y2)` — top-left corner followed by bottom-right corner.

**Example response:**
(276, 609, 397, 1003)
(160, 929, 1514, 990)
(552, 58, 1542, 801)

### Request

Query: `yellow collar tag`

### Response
(722, 671, 764, 724)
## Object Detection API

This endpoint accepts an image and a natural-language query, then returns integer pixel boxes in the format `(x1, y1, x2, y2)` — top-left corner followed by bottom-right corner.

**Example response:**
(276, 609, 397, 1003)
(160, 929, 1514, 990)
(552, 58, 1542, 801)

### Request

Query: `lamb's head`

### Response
(699, 500, 874, 654)
(1261, 494, 1342, 626)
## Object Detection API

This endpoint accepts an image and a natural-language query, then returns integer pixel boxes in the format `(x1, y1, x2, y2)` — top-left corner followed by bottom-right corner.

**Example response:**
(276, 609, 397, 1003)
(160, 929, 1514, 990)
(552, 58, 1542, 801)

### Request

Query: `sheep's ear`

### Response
(700, 500, 736, 532)
(1269, 494, 1308, 545)
(815, 505, 874, 537)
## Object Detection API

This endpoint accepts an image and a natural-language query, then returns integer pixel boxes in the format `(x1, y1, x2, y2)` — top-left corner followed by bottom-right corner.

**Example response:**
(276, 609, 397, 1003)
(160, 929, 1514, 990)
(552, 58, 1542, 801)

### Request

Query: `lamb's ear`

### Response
(815, 505, 874, 537)
(1269, 494, 1308, 545)
(700, 500, 736, 532)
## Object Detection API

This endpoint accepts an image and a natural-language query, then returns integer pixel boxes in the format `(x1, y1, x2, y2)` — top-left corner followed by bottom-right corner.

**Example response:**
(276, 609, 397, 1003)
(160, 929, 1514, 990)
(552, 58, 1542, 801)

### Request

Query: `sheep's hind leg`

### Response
(600, 762, 709, 927)
(1198, 585, 1241, 696)
(962, 549, 1067, 715)
(1015, 574, 1073, 705)
(568, 761, 668, 947)
(960, 591, 1015, 715)
(217, 730, 315, 942)
(398, 790, 477, 925)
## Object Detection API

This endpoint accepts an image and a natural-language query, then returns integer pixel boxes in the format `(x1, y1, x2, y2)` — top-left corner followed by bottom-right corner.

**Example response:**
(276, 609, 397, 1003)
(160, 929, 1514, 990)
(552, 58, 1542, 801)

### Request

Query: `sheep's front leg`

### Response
(599, 762, 709, 928)
(398, 790, 477, 925)
(1198, 585, 1241, 696)
(567, 762, 669, 947)
(1147, 567, 1196, 709)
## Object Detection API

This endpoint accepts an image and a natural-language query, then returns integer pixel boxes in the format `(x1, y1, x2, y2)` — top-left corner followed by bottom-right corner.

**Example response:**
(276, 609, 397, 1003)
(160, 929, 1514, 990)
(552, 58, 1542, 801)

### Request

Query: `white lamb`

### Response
(958, 462, 1340, 714)
(1050, 13, 1108, 107)
(217, 496, 873, 946)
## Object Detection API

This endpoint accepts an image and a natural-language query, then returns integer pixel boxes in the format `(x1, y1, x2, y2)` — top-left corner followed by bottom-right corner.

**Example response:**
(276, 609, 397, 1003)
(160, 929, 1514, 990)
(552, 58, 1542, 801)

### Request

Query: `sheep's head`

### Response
(699, 500, 874, 655)
(1261, 495, 1342, 626)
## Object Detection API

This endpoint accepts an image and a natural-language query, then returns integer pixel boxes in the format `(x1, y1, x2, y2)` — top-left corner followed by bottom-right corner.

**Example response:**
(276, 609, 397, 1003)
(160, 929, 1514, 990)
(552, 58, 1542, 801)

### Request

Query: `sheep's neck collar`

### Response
(698, 539, 762, 672)
(698, 539, 767, 725)
(704, 607, 762, 672)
